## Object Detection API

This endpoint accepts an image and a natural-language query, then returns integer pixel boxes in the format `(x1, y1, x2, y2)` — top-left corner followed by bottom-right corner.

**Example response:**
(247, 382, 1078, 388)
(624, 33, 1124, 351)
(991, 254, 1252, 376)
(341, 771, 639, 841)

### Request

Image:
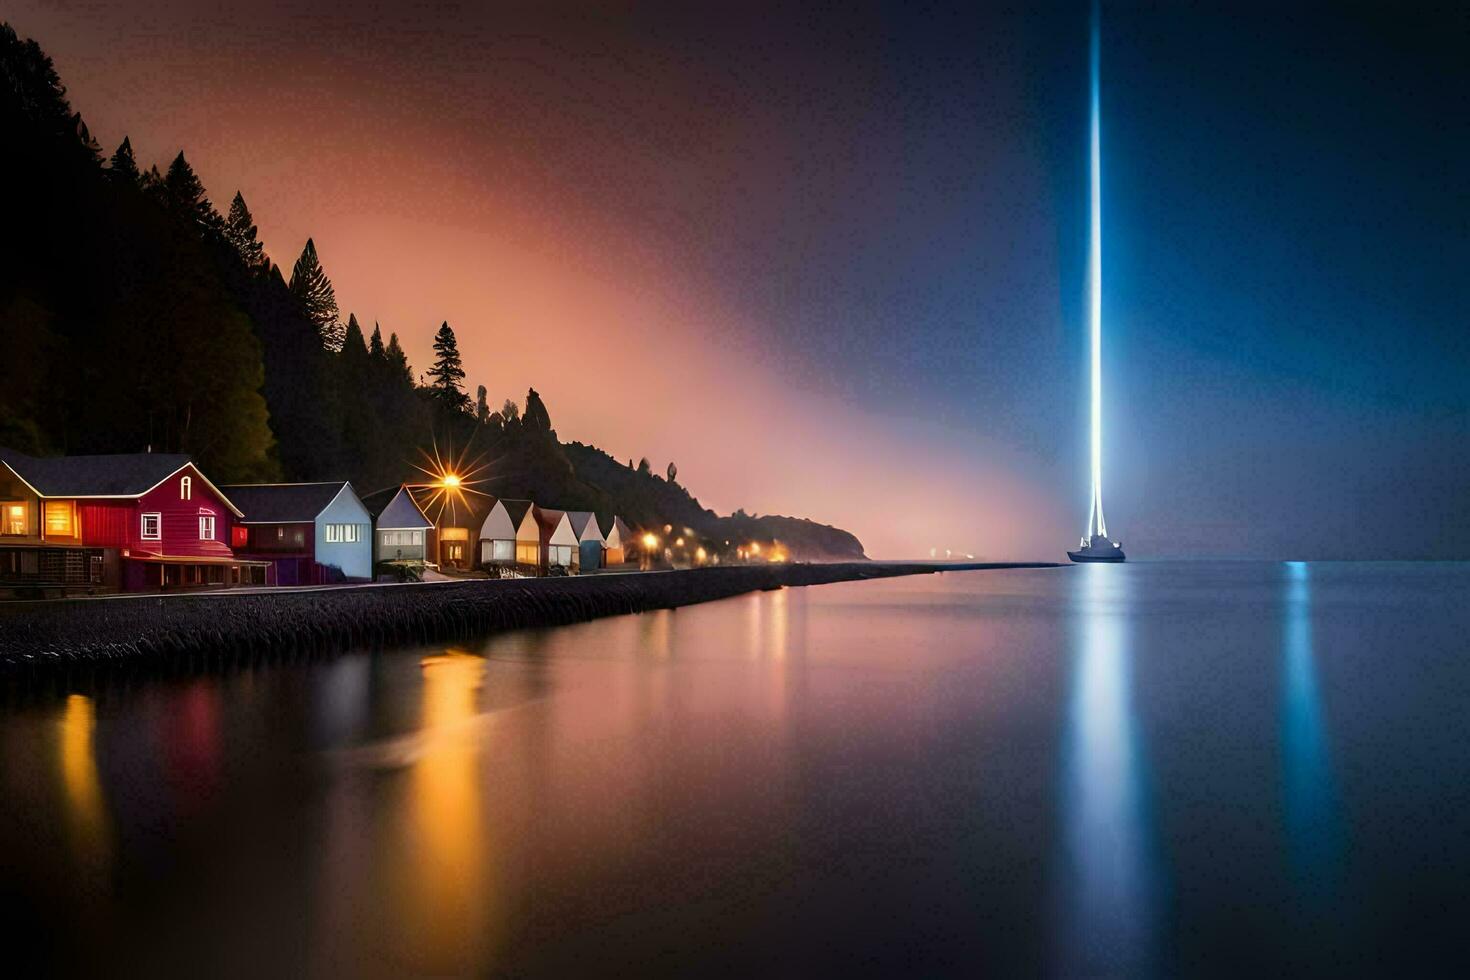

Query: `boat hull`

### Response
(1068, 549, 1126, 563)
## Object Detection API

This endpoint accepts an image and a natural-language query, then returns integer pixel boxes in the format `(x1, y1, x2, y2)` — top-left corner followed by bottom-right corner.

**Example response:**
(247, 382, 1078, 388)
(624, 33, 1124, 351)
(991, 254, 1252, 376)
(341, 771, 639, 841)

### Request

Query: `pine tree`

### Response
(524, 387, 552, 432)
(368, 323, 386, 360)
(385, 332, 412, 384)
(140, 164, 164, 198)
(108, 136, 138, 184)
(428, 321, 469, 410)
(476, 385, 489, 422)
(289, 238, 343, 351)
(163, 151, 222, 230)
(224, 191, 265, 269)
(342, 313, 367, 356)
(501, 399, 520, 423)
(667, 461, 678, 483)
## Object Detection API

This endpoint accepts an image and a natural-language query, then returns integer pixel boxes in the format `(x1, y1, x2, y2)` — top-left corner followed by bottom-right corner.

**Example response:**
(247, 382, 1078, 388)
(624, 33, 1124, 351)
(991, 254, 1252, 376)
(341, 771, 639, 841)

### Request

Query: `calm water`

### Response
(4, 562, 1469, 977)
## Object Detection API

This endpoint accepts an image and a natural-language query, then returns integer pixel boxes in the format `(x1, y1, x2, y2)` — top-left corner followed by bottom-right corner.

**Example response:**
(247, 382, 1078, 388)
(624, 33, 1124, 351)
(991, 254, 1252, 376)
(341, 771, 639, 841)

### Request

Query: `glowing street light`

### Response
(441, 473, 461, 489)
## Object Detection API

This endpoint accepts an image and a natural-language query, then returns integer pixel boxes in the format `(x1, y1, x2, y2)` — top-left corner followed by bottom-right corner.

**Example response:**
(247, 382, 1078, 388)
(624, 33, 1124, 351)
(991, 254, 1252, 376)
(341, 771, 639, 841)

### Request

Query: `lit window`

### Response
(43, 501, 75, 537)
(2, 503, 26, 536)
(141, 513, 162, 541)
(181, 476, 192, 501)
(277, 527, 286, 540)
(199, 514, 215, 540)
(326, 524, 339, 543)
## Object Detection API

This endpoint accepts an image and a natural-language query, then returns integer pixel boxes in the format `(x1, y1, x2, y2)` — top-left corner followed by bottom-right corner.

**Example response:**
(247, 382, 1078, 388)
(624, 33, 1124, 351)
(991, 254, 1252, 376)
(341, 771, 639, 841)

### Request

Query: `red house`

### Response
(0, 448, 269, 594)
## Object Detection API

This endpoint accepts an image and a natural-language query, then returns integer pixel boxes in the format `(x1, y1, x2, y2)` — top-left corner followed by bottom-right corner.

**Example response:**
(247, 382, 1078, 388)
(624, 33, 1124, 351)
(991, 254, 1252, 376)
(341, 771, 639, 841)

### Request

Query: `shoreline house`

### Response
(565, 511, 606, 571)
(371, 486, 435, 567)
(409, 487, 486, 572)
(476, 498, 536, 571)
(221, 482, 373, 585)
(0, 448, 267, 594)
(603, 515, 633, 566)
(534, 506, 580, 573)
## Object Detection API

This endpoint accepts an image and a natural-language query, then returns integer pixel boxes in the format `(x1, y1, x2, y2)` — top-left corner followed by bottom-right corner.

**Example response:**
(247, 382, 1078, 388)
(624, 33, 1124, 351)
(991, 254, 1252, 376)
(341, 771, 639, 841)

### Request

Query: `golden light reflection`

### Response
(398, 651, 493, 973)
(59, 693, 111, 870)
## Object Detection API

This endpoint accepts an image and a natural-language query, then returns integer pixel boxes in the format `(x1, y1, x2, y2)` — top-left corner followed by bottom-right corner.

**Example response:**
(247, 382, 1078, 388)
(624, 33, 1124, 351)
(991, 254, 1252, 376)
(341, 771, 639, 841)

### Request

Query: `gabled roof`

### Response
(498, 498, 534, 527)
(219, 482, 354, 524)
(0, 447, 193, 497)
(534, 506, 566, 533)
(376, 486, 433, 530)
(565, 510, 604, 542)
(607, 515, 633, 540)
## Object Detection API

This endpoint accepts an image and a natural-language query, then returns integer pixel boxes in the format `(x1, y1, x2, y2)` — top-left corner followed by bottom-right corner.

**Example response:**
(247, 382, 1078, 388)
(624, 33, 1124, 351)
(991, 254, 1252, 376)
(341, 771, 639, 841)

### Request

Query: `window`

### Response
(491, 539, 514, 561)
(549, 544, 574, 567)
(231, 525, 249, 548)
(381, 530, 422, 547)
(2, 502, 27, 536)
(43, 501, 76, 538)
(325, 523, 361, 544)
(516, 541, 540, 564)
(199, 514, 215, 540)
(141, 512, 162, 541)
(180, 475, 192, 501)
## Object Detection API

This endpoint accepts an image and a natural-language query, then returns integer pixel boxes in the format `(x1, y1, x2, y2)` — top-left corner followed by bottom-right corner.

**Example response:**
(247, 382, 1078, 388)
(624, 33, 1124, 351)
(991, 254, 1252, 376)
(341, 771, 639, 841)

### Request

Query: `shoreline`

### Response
(0, 561, 1060, 678)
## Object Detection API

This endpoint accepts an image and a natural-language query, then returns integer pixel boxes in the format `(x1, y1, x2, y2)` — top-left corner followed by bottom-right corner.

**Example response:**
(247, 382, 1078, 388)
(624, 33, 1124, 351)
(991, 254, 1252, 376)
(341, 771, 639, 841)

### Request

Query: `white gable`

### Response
(479, 500, 517, 541)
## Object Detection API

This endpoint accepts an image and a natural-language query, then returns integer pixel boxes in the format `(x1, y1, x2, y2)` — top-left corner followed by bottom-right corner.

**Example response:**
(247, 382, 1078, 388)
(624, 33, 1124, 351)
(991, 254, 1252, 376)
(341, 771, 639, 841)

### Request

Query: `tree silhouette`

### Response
(162, 151, 222, 230)
(368, 322, 386, 359)
(524, 387, 552, 432)
(385, 332, 412, 383)
(428, 321, 469, 410)
(224, 191, 265, 269)
(637, 457, 652, 475)
(289, 238, 342, 351)
(107, 136, 138, 184)
(476, 385, 489, 422)
(501, 399, 520, 423)
(667, 461, 677, 483)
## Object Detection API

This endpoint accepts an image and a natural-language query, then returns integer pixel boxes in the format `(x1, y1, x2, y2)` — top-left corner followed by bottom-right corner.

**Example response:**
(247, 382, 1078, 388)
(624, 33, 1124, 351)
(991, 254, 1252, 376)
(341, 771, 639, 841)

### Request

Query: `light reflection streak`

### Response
(1056, 563, 1156, 976)
(399, 651, 493, 973)
(1281, 561, 1343, 903)
(58, 693, 111, 871)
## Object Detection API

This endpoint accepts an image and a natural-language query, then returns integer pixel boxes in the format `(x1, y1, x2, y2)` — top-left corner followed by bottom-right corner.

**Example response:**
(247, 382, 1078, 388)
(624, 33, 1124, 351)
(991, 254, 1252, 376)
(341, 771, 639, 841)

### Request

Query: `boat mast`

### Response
(1085, 1, 1108, 542)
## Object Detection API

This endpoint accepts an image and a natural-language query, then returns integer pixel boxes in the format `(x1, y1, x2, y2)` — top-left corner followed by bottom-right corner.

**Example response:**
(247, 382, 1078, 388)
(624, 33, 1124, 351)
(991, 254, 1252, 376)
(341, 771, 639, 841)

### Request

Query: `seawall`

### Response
(0, 561, 1060, 678)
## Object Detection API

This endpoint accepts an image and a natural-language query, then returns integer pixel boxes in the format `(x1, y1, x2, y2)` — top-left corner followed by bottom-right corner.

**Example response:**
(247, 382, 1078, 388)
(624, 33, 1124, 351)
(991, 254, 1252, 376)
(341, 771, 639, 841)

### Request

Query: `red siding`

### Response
(77, 501, 133, 547)
(135, 466, 237, 559)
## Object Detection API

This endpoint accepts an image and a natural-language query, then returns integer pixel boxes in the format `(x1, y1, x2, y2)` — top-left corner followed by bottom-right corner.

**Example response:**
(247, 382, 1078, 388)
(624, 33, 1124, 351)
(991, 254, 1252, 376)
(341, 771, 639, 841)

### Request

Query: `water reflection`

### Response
(1056, 564, 1157, 976)
(399, 650, 493, 973)
(1281, 562, 1343, 903)
(58, 693, 111, 871)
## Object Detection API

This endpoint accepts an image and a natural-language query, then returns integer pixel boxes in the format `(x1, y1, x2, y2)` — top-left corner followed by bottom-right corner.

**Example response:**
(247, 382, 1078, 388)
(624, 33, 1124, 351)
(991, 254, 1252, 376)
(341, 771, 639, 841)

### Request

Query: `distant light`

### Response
(695, 547, 707, 563)
(675, 537, 685, 547)
(749, 542, 761, 555)
(642, 533, 659, 550)
(441, 473, 461, 489)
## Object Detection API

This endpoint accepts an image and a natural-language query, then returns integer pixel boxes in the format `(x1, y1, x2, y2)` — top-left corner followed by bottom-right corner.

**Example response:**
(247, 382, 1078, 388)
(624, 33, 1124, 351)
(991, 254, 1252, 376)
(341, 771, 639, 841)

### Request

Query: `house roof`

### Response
(219, 482, 352, 524)
(498, 498, 533, 526)
(0, 447, 193, 497)
(534, 506, 566, 533)
(608, 516, 633, 540)
(376, 486, 433, 530)
(565, 510, 603, 541)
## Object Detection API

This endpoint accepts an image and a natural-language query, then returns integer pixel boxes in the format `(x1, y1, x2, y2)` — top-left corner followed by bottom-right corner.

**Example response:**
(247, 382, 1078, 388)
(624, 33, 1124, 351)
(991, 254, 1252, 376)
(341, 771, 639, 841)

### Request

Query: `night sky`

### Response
(11, 1, 1467, 558)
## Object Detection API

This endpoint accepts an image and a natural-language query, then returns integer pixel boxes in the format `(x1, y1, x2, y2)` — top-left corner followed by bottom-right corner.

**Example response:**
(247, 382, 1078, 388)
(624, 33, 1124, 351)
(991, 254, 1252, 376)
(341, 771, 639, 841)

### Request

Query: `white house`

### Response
(373, 486, 434, 565)
(565, 511, 606, 571)
(477, 498, 536, 567)
(221, 481, 374, 584)
(534, 506, 580, 572)
(603, 515, 633, 566)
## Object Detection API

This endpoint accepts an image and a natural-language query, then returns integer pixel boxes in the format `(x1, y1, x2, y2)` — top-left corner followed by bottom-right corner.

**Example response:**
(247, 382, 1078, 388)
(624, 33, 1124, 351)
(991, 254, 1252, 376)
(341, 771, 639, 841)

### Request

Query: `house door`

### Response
(445, 541, 464, 567)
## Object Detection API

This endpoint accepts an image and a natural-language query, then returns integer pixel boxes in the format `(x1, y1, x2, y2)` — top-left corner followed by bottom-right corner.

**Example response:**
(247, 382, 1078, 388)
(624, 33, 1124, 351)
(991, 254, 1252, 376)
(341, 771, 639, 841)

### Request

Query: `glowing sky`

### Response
(10, 1, 1467, 558)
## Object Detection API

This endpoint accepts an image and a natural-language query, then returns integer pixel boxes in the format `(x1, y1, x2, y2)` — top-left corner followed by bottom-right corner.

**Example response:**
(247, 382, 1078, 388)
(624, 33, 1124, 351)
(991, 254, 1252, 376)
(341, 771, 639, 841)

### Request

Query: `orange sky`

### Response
(9, 3, 1072, 558)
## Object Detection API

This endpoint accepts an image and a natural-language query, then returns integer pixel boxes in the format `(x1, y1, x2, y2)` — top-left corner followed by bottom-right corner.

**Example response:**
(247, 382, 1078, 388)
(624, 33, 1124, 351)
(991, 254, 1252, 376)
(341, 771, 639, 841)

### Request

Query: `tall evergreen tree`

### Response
(368, 323, 386, 359)
(224, 191, 265, 269)
(162, 151, 222, 230)
(385, 332, 412, 384)
(524, 387, 552, 432)
(428, 321, 469, 410)
(342, 313, 367, 357)
(501, 399, 520, 423)
(476, 385, 489, 422)
(288, 238, 343, 351)
(107, 136, 138, 184)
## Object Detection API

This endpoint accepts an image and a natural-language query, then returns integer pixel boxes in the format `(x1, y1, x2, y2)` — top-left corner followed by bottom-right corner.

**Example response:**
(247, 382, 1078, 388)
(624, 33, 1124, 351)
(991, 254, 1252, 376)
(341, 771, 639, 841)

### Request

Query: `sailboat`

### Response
(1069, 4, 1126, 565)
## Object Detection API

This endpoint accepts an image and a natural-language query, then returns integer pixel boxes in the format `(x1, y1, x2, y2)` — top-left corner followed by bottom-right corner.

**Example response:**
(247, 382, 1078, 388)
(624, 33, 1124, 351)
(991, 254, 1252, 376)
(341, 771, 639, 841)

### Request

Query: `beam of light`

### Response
(408, 434, 494, 527)
(1084, 1, 1108, 542)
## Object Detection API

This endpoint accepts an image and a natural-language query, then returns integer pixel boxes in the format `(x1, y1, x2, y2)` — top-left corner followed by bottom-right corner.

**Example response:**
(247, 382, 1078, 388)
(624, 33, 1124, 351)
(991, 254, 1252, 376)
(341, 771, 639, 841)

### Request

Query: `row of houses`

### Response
(0, 448, 632, 596)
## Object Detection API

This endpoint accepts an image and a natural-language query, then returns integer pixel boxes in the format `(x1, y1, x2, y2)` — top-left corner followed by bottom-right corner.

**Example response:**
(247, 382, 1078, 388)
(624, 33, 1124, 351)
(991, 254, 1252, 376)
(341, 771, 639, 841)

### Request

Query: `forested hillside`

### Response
(0, 23, 864, 560)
